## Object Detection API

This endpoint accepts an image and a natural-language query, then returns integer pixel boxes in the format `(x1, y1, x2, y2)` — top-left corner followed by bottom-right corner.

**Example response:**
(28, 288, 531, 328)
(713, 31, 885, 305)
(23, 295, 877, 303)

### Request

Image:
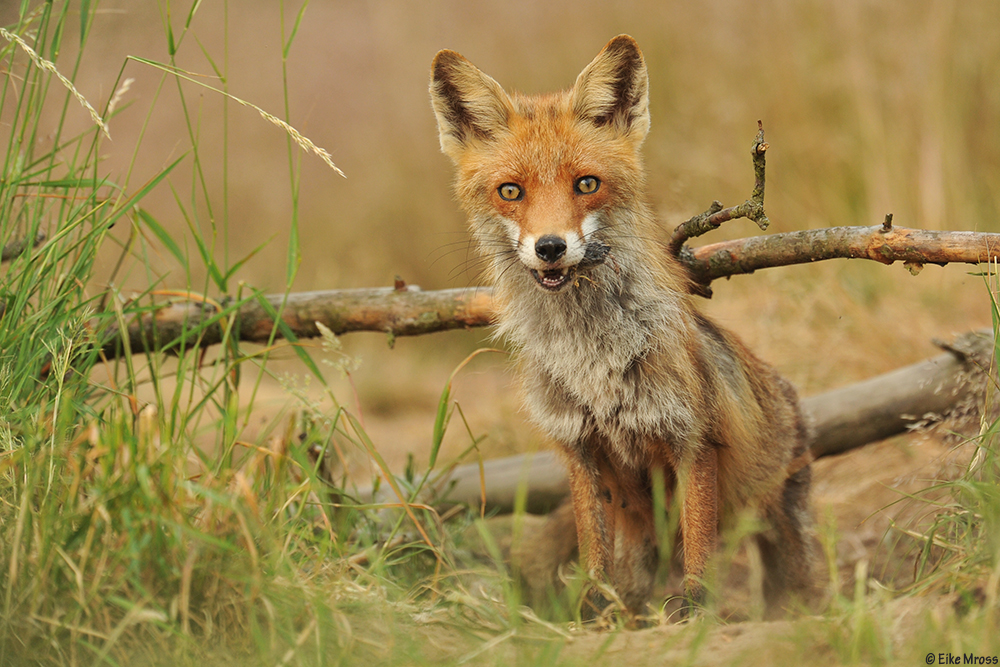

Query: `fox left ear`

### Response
(572, 35, 650, 142)
(430, 49, 513, 161)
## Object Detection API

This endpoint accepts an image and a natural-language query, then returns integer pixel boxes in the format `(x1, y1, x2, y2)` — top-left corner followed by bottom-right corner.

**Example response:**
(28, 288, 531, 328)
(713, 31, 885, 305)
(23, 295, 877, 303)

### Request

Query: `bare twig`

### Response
(2, 231, 46, 262)
(668, 120, 770, 255)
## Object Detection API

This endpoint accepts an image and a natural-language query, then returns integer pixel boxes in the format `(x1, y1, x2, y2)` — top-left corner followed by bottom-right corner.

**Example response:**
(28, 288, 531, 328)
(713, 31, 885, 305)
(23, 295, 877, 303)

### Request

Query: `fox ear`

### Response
(572, 35, 650, 142)
(430, 50, 512, 160)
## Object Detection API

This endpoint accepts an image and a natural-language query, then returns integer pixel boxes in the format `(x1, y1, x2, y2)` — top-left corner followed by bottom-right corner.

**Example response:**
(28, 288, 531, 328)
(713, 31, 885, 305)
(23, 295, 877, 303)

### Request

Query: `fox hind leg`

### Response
(756, 462, 816, 617)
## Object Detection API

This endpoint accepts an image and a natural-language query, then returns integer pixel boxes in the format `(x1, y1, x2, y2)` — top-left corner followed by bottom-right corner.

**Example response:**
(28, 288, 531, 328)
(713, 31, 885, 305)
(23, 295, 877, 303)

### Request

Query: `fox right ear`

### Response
(430, 50, 513, 160)
(572, 35, 650, 143)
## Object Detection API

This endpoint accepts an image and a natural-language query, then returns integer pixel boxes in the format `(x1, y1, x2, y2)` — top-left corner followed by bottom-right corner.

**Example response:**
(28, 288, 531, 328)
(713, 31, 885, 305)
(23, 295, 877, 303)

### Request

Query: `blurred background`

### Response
(5, 0, 997, 474)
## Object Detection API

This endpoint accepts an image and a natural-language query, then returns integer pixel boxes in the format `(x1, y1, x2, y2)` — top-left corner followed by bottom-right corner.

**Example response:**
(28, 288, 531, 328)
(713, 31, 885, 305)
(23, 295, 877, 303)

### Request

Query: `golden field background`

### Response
(7, 0, 998, 473)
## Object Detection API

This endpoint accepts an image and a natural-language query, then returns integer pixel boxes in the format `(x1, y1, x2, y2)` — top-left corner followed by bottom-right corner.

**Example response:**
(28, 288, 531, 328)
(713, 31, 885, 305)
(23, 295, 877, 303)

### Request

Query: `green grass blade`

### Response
(431, 384, 452, 470)
(185, 0, 204, 30)
(104, 154, 186, 229)
(286, 212, 300, 285)
(429, 348, 502, 471)
(79, 0, 90, 42)
(224, 235, 276, 282)
(136, 207, 188, 272)
(284, 0, 311, 58)
(250, 289, 326, 385)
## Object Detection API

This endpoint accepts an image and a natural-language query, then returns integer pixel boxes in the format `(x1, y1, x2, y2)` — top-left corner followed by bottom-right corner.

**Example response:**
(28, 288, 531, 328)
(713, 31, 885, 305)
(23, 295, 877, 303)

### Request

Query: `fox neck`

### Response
(491, 212, 694, 374)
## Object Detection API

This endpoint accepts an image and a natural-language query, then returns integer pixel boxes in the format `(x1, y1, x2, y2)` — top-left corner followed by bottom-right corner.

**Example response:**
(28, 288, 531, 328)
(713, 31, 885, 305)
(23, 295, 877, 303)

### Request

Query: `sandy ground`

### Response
(277, 334, 987, 666)
(200, 284, 992, 666)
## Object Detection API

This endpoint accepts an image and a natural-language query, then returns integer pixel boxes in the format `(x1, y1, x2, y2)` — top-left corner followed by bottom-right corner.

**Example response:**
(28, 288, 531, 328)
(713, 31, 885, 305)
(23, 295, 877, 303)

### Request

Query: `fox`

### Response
(430, 35, 815, 617)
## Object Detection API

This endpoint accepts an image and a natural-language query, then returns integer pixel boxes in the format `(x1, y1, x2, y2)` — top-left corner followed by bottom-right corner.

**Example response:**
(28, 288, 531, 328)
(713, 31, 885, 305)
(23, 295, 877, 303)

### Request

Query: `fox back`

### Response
(431, 35, 815, 617)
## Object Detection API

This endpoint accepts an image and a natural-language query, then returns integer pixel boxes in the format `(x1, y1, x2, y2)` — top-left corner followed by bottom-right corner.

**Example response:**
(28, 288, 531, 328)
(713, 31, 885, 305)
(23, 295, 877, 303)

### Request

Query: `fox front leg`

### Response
(566, 454, 618, 616)
(679, 444, 719, 616)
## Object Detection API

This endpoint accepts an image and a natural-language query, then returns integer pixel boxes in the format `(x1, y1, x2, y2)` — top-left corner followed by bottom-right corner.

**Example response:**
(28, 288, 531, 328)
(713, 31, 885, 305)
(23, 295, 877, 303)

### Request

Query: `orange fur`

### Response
(431, 35, 815, 617)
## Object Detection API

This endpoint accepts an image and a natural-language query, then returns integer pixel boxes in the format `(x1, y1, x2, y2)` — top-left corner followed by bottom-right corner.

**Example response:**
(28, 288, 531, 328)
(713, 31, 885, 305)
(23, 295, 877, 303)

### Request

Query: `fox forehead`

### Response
(455, 96, 641, 192)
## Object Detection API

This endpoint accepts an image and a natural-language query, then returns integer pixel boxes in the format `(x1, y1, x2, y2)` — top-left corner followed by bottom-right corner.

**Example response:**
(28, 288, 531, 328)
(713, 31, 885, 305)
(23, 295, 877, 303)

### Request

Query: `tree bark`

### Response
(1, 232, 46, 262)
(366, 330, 992, 515)
(687, 225, 1000, 288)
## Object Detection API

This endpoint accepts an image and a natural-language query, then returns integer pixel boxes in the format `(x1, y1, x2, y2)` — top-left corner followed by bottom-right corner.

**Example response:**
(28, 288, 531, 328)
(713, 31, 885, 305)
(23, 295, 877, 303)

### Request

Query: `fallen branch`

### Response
(97, 285, 494, 357)
(89, 122, 1000, 354)
(364, 330, 993, 515)
(100, 226, 1000, 357)
(687, 222, 1000, 290)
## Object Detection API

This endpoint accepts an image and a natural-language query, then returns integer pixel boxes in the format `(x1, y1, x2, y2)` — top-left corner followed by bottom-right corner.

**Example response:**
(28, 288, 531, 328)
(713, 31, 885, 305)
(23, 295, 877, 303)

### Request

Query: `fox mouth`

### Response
(530, 267, 572, 291)
(526, 242, 610, 292)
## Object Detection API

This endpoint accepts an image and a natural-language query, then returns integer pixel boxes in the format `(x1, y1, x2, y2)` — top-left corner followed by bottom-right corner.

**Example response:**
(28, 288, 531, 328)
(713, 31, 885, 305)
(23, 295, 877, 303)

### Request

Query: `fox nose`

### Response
(535, 235, 567, 264)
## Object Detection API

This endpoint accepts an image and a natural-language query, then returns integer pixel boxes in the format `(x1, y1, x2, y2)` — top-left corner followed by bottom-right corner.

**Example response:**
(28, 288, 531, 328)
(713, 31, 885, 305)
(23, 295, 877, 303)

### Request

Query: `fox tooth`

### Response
(530, 267, 571, 291)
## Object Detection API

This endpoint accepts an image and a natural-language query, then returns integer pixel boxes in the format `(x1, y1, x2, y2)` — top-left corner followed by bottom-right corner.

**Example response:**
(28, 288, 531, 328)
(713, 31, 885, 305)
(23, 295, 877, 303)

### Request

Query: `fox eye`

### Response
(575, 176, 601, 195)
(498, 183, 523, 201)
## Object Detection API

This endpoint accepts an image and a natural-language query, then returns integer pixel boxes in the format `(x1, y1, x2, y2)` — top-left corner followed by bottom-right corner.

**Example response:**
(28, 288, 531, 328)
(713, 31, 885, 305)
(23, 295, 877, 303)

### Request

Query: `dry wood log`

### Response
(365, 330, 992, 515)
(97, 285, 494, 357)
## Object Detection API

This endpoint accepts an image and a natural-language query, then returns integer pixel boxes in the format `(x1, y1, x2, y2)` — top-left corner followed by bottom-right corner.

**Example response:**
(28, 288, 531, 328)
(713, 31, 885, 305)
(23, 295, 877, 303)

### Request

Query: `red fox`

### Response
(430, 35, 815, 617)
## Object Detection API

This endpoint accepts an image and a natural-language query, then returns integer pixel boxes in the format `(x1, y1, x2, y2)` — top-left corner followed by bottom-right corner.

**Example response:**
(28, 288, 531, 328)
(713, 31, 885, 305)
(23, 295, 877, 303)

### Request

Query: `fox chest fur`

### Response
(498, 258, 699, 470)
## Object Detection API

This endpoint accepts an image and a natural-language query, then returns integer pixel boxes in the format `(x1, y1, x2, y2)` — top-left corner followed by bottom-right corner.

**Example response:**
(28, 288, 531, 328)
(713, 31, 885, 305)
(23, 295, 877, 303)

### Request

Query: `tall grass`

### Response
(0, 3, 498, 665)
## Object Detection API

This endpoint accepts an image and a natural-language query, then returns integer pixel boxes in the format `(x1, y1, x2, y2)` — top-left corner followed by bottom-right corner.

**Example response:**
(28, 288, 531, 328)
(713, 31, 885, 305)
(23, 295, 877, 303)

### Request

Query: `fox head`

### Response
(430, 35, 651, 293)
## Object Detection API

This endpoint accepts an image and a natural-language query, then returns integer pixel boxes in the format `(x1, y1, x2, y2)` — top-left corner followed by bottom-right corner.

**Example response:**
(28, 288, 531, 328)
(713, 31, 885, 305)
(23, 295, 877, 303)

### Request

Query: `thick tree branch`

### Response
(98, 223, 1000, 357)
(97, 286, 494, 358)
(686, 224, 1000, 287)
